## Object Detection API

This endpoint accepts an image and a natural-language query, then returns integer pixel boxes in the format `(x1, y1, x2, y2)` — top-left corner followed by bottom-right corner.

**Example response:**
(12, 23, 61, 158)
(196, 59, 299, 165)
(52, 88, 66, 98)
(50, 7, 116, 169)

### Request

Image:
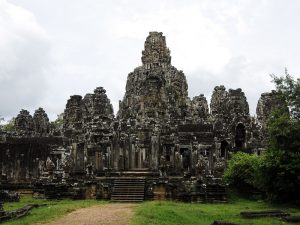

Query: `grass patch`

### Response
(2, 195, 106, 225)
(131, 196, 300, 225)
(2, 194, 299, 225)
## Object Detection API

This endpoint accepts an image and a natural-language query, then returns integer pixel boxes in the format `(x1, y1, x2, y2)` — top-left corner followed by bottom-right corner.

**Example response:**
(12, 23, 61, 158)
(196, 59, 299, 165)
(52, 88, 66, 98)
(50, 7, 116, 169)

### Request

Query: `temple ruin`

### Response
(0, 32, 281, 202)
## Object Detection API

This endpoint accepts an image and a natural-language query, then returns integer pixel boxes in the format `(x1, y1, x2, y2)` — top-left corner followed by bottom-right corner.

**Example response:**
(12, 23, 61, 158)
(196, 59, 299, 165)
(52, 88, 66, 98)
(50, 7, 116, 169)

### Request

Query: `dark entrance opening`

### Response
(180, 148, 190, 169)
(235, 123, 246, 149)
(135, 151, 139, 168)
(180, 148, 185, 154)
(257, 150, 261, 156)
(220, 140, 228, 157)
(166, 154, 170, 161)
(165, 145, 172, 162)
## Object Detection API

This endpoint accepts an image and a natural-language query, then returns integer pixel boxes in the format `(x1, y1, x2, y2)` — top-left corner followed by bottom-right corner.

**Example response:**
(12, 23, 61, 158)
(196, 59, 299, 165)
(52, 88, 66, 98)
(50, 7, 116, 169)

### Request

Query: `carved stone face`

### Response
(141, 32, 171, 66)
(171, 78, 182, 95)
(145, 77, 161, 93)
(152, 51, 159, 63)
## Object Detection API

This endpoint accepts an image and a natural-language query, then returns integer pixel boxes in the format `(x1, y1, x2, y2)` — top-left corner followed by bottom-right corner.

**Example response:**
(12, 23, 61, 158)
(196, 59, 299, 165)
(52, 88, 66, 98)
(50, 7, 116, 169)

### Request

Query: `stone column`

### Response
(131, 144, 136, 169)
(137, 146, 142, 168)
(170, 146, 175, 167)
(151, 136, 159, 170)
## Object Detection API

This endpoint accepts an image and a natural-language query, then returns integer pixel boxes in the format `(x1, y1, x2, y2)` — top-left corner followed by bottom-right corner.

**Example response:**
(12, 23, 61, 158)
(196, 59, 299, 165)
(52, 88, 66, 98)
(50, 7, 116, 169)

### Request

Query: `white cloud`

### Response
(110, 1, 232, 73)
(0, 0, 51, 119)
(187, 56, 279, 114)
(2, 0, 300, 120)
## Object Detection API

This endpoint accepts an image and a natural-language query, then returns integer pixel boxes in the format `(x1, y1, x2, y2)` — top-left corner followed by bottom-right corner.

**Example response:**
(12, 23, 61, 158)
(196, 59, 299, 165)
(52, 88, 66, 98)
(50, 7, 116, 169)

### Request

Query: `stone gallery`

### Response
(0, 32, 281, 202)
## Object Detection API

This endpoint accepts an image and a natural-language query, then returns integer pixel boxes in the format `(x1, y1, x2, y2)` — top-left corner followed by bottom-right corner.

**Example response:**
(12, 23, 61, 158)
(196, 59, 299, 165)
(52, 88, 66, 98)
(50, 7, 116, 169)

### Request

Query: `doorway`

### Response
(235, 123, 246, 149)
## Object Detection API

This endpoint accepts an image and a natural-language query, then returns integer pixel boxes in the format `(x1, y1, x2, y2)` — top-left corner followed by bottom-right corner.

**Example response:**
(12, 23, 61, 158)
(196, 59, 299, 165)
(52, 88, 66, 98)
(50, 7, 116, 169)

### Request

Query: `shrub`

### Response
(224, 152, 262, 191)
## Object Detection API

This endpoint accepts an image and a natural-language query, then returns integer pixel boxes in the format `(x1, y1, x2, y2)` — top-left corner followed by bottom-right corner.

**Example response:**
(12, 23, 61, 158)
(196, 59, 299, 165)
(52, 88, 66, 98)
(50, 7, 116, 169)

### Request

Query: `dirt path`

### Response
(41, 203, 136, 225)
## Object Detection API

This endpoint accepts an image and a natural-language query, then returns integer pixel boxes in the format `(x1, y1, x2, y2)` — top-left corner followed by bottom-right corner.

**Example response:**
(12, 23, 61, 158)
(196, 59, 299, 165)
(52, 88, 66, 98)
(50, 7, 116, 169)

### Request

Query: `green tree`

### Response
(2, 117, 16, 132)
(224, 152, 262, 191)
(260, 71, 300, 202)
(52, 113, 64, 129)
(271, 68, 300, 119)
(0, 116, 4, 131)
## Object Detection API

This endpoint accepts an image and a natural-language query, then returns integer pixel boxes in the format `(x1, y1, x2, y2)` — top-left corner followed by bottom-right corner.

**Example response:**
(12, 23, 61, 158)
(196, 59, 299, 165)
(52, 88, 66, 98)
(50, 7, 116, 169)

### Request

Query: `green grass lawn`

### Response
(2, 195, 106, 225)
(131, 196, 300, 225)
(2, 195, 300, 225)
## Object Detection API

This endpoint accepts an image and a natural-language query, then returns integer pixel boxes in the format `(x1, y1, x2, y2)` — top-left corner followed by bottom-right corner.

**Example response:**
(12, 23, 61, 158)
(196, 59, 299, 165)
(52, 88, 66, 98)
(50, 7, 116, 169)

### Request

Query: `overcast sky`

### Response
(1, 0, 300, 121)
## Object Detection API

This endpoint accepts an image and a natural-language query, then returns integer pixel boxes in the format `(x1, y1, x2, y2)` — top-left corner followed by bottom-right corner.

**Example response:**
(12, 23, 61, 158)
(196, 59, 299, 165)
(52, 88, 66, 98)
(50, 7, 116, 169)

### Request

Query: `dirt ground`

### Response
(41, 203, 136, 225)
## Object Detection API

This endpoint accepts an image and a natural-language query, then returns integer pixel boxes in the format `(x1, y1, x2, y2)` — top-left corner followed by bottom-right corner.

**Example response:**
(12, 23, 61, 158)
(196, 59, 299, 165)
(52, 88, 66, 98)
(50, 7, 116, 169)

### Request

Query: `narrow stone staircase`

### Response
(111, 178, 145, 202)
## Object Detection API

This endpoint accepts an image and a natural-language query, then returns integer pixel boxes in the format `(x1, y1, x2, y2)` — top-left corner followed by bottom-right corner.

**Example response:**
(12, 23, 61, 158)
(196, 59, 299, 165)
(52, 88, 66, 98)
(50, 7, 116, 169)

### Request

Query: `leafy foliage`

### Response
(224, 152, 262, 190)
(0, 116, 4, 131)
(225, 71, 300, 202)
(259, 72, 300, 201)
(271, 68, 300, 119)
(51, 113, 64, 129)
(1, 117, 15, 132)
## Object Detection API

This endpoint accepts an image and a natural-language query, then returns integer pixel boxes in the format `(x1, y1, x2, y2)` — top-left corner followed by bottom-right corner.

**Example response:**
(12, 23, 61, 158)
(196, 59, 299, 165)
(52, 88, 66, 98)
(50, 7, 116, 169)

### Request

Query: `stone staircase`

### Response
(111, 178, 145, 202)
(205, 184, 227, 202)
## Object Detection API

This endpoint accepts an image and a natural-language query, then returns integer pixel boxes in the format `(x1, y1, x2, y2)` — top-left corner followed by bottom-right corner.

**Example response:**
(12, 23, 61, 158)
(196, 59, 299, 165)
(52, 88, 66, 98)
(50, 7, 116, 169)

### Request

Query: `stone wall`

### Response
(0, 136, 63, 182)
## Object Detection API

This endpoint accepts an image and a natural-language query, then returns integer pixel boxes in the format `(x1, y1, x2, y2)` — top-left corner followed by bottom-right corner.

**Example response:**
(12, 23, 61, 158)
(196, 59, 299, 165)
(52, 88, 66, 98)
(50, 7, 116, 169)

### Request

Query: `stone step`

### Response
(111, 178, 145, 202)
(119, 171, 159, 177)
(113, 182, 145, 184)
(114, 179, 146, 181)
(111, 197, 144, 200)
(114, 185, 144, 187)
(114, 181, 145, 183)
(111, 194, 144, 196)
(111, 199, 144, 202)
(113, 186, 145, 188)
(113, 185, 144, 187)
(112, 192, 144, 194)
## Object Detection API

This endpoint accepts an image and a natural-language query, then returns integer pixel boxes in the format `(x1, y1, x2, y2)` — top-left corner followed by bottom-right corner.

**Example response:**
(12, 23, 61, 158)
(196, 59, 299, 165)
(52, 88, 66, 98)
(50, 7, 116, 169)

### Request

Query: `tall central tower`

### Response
(141, 31, 171, 68)
(117, 31, 191, 170)
(118, 31, 189, 124)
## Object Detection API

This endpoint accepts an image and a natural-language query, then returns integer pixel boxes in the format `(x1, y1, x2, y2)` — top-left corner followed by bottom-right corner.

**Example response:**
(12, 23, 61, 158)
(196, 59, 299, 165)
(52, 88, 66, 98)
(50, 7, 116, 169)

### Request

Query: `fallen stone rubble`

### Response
(0, 190, 20, 202)
(0, 203, 46, 222)
(240, 210, 290, 218)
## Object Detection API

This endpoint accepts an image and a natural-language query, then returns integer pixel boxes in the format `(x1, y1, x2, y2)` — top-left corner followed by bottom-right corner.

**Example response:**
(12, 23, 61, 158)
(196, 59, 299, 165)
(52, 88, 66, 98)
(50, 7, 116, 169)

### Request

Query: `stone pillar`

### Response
(107, 146, 111, 170)
(170, 146, 175, 166)
(94, 151, 102, 171)
(73, 143, 85, 172)
(130, 137, 135, 169)
(71, 143, 77, 170)
(137, 147, 142, 168)
(151, 136, 159, 170)
(208, 147, 213, 172)
(125, 148, 129, 170)
(113, 142, 120, 170)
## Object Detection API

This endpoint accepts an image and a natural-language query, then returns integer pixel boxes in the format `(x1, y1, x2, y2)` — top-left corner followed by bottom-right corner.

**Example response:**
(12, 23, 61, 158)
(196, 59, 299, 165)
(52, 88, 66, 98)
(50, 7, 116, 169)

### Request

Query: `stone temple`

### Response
(0, 32, 281, 202)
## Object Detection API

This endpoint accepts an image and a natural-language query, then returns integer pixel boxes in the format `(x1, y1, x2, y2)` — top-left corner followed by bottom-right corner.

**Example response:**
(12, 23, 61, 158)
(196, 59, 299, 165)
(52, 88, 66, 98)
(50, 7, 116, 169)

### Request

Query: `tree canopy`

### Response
(261, 71, 300, 201)
(0, 117, 15, 132)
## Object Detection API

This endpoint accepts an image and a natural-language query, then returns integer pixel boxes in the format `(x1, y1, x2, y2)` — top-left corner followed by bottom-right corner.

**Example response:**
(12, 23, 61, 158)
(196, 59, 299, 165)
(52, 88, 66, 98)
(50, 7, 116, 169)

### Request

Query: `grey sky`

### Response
(1, 0, 300, 121)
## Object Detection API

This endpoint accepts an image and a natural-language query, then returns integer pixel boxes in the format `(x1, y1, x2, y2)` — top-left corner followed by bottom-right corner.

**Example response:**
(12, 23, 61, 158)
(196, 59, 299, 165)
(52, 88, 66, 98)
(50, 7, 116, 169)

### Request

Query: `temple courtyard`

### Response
(2, 195, 300, 225)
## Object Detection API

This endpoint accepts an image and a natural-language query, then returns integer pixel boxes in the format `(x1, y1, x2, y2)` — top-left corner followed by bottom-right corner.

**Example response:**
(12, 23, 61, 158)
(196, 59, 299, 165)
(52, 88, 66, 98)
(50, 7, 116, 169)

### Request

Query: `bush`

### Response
(259, 72, 300, 202)
(224, 152, 262, 191)
(259, 110, 300, 202)
(1, 117, 15, 132)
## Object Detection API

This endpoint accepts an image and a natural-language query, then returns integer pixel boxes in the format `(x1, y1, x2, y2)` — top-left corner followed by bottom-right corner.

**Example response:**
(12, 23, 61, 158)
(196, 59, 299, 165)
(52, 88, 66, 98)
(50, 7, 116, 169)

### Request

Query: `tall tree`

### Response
(260, 70, 300, 201)
(271, 68, 300, 119)
(0, 116, 4, 131)
(1, 117, 16, 132)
